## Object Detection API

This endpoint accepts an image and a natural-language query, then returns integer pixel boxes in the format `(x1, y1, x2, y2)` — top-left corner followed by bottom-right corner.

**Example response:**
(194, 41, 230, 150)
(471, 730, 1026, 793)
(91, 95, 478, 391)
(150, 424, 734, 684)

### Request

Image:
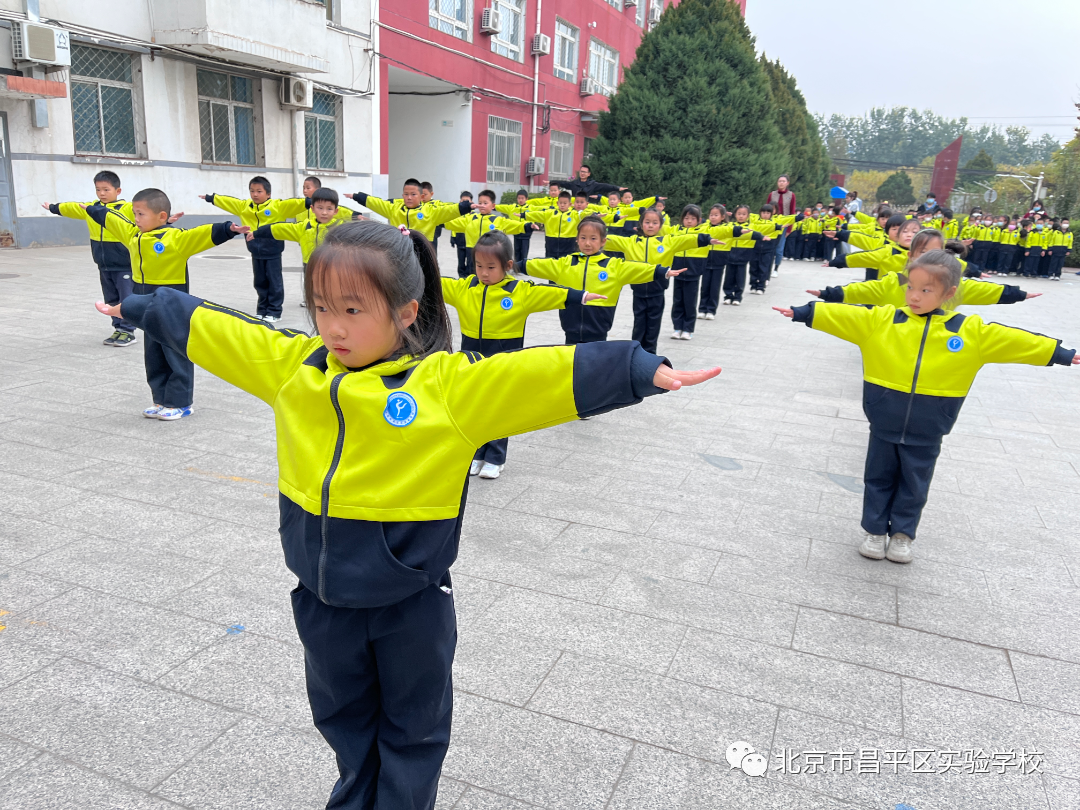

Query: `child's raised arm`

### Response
(974, 320, 1077, 368)
(81, 203, 138, 245)
(774, 301, 885, 346)
(200, 193, 246, 217)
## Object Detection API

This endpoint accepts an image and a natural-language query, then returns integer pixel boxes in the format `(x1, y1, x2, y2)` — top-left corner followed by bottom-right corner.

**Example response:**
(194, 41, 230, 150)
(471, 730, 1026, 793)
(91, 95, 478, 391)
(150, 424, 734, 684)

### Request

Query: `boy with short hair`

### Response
(349, 178, 471, 243)
(449, 191, 473, 278)
(44, 170, 139, 347)
(441, 189, 530, 276)
(84, 188, 248, 420)
(201, 176, 308, 322)
(495, 189, 538, 264)
(248, 187, 343, 276)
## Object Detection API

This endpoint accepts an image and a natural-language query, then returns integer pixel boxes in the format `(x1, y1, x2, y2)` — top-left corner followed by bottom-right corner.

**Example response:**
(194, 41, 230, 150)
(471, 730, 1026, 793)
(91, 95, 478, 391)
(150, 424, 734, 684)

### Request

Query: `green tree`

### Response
(759, 55, 830, 203)
(876, 171, 916, 206)
(590, 0, 787, 212)
(959, 149, 996, 190)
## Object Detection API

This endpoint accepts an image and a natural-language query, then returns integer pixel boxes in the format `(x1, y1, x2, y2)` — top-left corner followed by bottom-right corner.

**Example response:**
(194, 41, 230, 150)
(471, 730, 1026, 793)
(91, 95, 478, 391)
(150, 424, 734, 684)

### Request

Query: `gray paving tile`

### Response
(0, 754, 183, 810)
(528, 653, 776, 764)
(645, 511, 811, 562)
(44, 493, 216, 546)
(1045, 774, 1080, 810)
(901, 678, 1080, 779)
(1011, 653, 1080, 716)
(454, 626, 561, 706)
(460, 502, 569, 551)
(793, 608, 1017, 699)
(504, 488, 660, 536)
(0, 658, 237, 790)
(434, 777, 468, 809)
(442, 692, 631, 810)
(0, 567, 75, 613)
(156, 632, 309, 729)
(0, 471, 90, 518)
(0, 638, 60, 690)
(0, 734, 41, 782)
(144, 519, 291, 582)
(153, 718, 336, 809)
(545, 523, 720, 584)
(7, 586, 221, 680)
(473, 587, 684, 675)
(451, 572, 509, 626)
(670, 627, 903, 734)
(452, 786, 543, 809)
(599, 570, 799, 647)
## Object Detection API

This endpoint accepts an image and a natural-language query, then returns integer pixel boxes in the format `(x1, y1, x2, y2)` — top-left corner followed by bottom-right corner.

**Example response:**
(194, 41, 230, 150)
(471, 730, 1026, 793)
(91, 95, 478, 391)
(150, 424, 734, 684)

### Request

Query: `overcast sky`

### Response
(744, 0, 1080, 142)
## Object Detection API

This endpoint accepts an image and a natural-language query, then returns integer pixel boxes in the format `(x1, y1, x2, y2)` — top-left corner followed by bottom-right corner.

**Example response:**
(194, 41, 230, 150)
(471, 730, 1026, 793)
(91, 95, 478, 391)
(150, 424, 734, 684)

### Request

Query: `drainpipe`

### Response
(23, 0, 47, 127)
(293, 108, 305, 197)
(529, 0, 542, 191)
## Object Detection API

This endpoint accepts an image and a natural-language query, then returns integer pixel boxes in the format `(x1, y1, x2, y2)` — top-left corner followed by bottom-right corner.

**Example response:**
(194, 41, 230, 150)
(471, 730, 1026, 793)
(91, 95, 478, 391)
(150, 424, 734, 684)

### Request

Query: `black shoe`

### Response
(112, 332, 137, 347)
(102, 330, 121, 346)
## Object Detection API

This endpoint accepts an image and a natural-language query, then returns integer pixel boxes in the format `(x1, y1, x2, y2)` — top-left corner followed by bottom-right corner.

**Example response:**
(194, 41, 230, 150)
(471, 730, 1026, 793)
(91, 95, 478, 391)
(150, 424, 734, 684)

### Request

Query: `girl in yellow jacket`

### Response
(95, 220, 719, 810)
(829, 214, 919, 280)
(775, 249, 1076, 564)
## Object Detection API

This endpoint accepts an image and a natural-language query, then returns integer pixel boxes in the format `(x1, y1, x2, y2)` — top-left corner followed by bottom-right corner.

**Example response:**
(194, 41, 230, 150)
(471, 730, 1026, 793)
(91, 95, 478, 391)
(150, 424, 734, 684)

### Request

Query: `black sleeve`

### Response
(352, 191, 369, 205)
(837, 230, 851, 243)
(203, 193, 216, 204)
(1050, 344, 1076, 366)
(121, 289, 203, 356)
(750, 230, 763, 242)
(733, 225, 745, 237)
(251, 224, 275, 240)
(210, 221, 238, 245)
(794, 212, 805, 222)
(829, 255, 848, 268)
(819, 286, 845, 303)
(696, 233, 712, 247)
(652, 265, 668, 282)
(590, 181, 622, 196)
(997, 285, 1026, 304)
(458, 200, 473, 215)
(572, 340, 670, 418)
(84, 205, 108, 227)
(48, 203, 61, 215)
(791, 302, 816, 326)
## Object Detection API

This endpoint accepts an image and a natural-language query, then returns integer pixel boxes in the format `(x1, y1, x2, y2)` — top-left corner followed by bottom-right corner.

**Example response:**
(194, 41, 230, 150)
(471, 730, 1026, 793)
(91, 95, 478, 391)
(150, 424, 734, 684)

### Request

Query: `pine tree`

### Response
(876, 171, 916, 206)
(759, 55, 831, 203)
(959, 149, 996, 190)
(590, 0, 788, 213)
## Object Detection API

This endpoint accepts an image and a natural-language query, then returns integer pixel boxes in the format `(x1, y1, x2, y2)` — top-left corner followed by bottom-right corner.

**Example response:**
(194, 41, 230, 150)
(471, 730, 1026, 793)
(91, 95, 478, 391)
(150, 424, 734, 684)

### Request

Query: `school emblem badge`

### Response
(500, 297, 513, 310)
(598, 271, 609, 281)
(383, 392, 418, 427)
(153, 241, 165, 254)
(946, 336, 964, 353)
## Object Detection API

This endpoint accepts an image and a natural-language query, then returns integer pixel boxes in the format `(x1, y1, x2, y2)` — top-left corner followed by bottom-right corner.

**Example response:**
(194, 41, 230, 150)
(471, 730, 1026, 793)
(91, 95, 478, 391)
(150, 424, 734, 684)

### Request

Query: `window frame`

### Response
(553, 18, 579, 83)
(487, 114, 523, 185)
(490, 0, 526, 62)
(429, 0, 473, 43)
(588, 38, 620, 96)
(603, 0, 623, 9)
(305, 90, 343, 172)
(197, 68, 263, 167)
(549, 131, 575, 181)
(69, 44, 145, 159)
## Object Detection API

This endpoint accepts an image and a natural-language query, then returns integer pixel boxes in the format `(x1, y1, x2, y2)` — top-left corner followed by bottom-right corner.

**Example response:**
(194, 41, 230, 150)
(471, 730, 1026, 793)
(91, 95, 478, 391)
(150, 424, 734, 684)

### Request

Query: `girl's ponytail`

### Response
(406, 230, 453, 358)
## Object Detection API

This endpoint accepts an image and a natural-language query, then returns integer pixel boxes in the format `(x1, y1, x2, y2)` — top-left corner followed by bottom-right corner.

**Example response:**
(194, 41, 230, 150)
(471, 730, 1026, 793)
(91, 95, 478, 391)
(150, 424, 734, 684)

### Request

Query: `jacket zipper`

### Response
(137, 237, 144, 285)
(318, 372, 348, 602)
(900, 314, 933, 444)
(580, 255, 591, 342)
(478, 282, 489, 340)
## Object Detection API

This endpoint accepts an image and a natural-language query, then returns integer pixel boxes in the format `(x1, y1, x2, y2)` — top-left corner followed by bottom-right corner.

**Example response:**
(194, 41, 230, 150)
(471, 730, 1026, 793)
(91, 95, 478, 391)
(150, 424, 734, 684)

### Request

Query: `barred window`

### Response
(549, 131, 574, 180)
(198, 69, 257, 166)
(430, 0, 472, 42)
(553, 19, 578, 83)
(305, 91, 341, 171)
(487, 115, 521, 185)
(588, 39, 619, 96)
(491, 0, 525, 61)
(603, 0, 623, 8)
(70, 44, 139, 157)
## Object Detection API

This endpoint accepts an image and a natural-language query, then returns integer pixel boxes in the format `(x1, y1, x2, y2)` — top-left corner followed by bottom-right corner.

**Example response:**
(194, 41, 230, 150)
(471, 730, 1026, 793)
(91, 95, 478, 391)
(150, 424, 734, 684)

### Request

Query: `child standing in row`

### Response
(722, 205, 768, 305)
(449, 191, 473, 278)
(94, 219, 719, 809)
(84, 189, 248, 420)
(495, 189, 537, 264)
(666, 205, 711, 339)
(442, 189, 530, 277)
(775, 250, 1076, 563)
(698, 204, 730, 320)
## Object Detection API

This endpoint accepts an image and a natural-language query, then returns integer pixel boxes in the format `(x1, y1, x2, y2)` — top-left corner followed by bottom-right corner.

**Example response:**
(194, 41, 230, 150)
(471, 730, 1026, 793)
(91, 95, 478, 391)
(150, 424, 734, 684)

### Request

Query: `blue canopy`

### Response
(829, 186, 848, 199)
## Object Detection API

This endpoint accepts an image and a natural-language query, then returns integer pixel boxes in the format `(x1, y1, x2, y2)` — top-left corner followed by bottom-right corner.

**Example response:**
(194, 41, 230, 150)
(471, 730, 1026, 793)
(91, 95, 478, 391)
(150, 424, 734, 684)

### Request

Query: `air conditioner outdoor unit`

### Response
(531, 33, 551, 55)
(624, 0, 638, 7)
(480, 8, 501, 35)
(10, 21, 70, 66)
(280, 77, 314, 109)
(648, 5, 663, 23)
(526, 156, 545, 176)
(580, 77, 598, 97)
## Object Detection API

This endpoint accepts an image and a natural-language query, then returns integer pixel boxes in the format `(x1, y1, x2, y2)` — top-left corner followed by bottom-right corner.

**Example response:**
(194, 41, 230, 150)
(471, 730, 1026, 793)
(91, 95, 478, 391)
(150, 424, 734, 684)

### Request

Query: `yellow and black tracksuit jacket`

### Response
(349, 193, 471, 241)
(791, 301, 1074, 445)
(252, 218, 343, 263)
(203, 194, 308, 259)
(725, 220, 766, 264)
(84, 205, 239, 290)
(830, 242, 908, 281)
(495, 202, 531, 219)
(50, 200, 134, 271)
(523, 251, 664, 339)
(303, 203, 353, 227)
(816, 271, 1029, 310)
(441, 212, 528, 248)
(607, 230, 717, 290)
(524, 207, 611, 255)
(750, 214, 799, 253)
(120, 286, 670, 608)
(941, 219, 959, 240)
(442, 274, 584, 355)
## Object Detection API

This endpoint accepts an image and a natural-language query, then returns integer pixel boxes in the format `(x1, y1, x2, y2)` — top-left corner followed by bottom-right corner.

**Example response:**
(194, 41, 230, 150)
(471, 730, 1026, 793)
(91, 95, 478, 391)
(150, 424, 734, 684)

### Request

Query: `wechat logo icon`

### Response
(727, 741, 767, 778)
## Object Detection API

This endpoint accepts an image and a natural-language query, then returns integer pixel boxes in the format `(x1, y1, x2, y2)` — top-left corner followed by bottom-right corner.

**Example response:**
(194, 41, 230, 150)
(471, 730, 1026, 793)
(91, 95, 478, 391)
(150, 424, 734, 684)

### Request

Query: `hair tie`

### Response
(398, 225, 411, 237)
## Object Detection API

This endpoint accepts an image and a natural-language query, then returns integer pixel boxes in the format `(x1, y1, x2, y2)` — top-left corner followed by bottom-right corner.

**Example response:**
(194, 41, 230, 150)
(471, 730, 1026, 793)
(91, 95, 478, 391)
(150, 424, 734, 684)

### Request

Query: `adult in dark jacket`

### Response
(562, 164, 625, 203)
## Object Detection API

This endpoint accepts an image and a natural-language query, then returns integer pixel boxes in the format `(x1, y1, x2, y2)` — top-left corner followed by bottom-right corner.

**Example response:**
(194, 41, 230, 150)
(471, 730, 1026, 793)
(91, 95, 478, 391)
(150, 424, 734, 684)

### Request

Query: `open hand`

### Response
(41, 202, 51, 210)
(198, 195, 207, 200)
(762, 236, 772, 241)
(823, 230, 836, 237)
(95, 300, 122, 318)
(245, 232, 254, 242)
(806, 289, 821, 297)
(773, 306, 794, 318)
(665, 268, 686, 279)
(168, 212, 184, 224)
(583, 292, 608, 303)
(230, 224, 250, 234)
(1026, 292, 1042, 299)
(709, 239, 726, 246)
(821, 261, 830, 267)
(653, 365, 721, 391)
(1073, 356, 1080, 365)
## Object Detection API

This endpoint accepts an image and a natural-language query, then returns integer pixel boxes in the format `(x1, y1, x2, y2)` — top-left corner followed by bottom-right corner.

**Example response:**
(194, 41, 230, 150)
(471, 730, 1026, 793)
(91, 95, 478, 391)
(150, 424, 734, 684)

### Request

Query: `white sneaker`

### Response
(478, 462, 503, 479)
(681, 331, 693, 340)
(469, 459, 483, 476)
(722, 299, 731, 305)
(731, 300, 741, 306)
(885, 533, 914, 563)
(859, 533, 887, 560)
(143, 404, 163, 418)
(299, 300, 307, 307)
(262, 314, 281, 323)
(671, 331, 683, 340)
(157, 406, 193, 421)
(696, 312, 706, 319)
(704, 313, 715, 320)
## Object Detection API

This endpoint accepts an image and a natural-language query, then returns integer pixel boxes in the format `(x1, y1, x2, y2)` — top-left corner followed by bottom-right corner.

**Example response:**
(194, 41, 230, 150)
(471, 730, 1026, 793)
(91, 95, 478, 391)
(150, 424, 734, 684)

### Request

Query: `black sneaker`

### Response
(112, 332, 137, 347)
(102, 330, 121, 346)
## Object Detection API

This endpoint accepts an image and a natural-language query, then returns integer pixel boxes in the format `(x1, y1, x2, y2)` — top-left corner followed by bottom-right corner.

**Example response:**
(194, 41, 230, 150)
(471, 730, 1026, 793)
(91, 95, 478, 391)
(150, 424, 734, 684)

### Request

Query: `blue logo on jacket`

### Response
(657, 246, 664, 253)
(384, 392, 418, 427)
(500, 297, 513, 310)
(264, 209, 272, 217)
(947, 336, 964, 352)
(598, 271, 609, 281)
(416, 212, 425, 219)
(153, 241, 165, 254)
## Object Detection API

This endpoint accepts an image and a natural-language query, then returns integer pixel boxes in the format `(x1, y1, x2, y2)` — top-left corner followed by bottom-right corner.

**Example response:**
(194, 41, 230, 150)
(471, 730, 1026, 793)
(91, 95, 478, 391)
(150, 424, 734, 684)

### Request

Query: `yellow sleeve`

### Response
(442, 215, 469, 233)
(605, 235, 633, 253)
(955, 279, 1005, 306)
(494, 204, 518, 215)
(268, 222, 304, 243)
(524, 210, 550, 223)
(808, 302, 887, 346)
(57, 202, 91, 222)
(494, 217, 526, 235)
(170, 223, 229, 259)
(854, 210, 874, 225)
(275, 197, 309, 219)
(430, 204, 469, 227)
(665, 233, 704, 252)
(614, 259, 660, 285)
(99, 207, 140, 247)
(522, 257, 563, 283)
(844, 247, 888, 269)
(846, 231, 883, 251)
(356, 195, 394, 219)
(440, 276, 466, 309)
(520, 282, 572, 315)
(208, 194, 247, 216)
(833, 278, 893, 306)
(974, 318, 1062, 366)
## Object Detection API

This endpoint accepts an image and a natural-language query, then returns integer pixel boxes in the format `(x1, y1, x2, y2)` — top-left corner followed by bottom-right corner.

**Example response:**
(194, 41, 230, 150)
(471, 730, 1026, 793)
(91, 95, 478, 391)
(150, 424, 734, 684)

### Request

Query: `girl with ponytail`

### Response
(93, 218, 720, 810)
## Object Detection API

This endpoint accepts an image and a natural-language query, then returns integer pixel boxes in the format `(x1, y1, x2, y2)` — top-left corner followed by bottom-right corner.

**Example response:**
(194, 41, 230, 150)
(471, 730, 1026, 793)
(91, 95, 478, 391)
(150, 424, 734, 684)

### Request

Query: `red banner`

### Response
(930, 136, 963, 203)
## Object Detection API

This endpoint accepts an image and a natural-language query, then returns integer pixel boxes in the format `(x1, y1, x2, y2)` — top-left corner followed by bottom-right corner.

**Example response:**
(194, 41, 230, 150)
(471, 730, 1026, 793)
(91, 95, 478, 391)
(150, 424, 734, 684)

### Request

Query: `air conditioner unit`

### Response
(648, 5, 663, 23)
(624, 0, 638, 7)
(480, 8, 501, 35)
(531, 33, 551, 56)
(580, 77, 598, 97)
(280, 77, 314, 109)
(10, 21, 70, 67)
(526, 156, 545, 176)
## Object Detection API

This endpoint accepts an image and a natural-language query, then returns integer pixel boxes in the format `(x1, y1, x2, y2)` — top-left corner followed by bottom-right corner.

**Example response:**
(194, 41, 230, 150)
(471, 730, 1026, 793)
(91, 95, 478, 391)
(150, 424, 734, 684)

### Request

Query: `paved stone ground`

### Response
(1, 232, 1079, 810)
